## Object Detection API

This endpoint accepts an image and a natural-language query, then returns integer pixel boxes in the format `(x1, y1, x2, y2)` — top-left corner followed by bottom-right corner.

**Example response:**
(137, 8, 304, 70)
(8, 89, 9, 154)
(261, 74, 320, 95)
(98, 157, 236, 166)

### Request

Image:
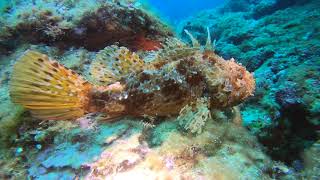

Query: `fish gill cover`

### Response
(0, 0, 319, 179)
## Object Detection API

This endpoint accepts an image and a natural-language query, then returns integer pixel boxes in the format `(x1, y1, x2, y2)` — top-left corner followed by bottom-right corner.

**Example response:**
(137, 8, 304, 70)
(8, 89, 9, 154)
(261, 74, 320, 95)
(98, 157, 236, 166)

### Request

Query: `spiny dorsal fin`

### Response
(148, 38, 199, 69)
(90, 46, 144, 85)
(205, 27, 212, 50)
(10, 50, 92, 120)
(162, 38, 187, 49)
(184, 29, 200, 48)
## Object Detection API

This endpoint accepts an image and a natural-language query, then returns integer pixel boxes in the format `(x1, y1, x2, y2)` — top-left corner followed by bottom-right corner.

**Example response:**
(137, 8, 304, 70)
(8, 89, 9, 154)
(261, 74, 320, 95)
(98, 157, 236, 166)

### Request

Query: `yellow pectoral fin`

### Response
(10, 50, 92, 120)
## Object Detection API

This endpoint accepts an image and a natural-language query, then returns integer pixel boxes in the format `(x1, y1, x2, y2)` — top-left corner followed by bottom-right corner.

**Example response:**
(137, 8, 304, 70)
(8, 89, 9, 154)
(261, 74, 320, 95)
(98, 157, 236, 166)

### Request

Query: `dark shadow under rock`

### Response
(259, 102, 318, 166)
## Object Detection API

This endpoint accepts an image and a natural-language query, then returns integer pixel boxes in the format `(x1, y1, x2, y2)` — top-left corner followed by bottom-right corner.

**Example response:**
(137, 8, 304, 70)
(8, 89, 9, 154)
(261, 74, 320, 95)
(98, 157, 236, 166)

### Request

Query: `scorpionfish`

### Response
(10, 31, 255, 120)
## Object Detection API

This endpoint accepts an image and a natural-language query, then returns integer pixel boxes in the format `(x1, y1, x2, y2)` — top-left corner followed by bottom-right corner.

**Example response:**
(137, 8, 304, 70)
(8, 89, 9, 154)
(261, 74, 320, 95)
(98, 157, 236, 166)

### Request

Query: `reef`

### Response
(0, 0, 172, 52)
(0, 0, 319, 179)
(179, 0, 320, 175)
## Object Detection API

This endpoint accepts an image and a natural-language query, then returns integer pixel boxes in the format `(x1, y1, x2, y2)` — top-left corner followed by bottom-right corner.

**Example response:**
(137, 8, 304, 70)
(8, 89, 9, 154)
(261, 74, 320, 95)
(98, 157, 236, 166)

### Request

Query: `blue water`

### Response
(140, 0, 225, 24)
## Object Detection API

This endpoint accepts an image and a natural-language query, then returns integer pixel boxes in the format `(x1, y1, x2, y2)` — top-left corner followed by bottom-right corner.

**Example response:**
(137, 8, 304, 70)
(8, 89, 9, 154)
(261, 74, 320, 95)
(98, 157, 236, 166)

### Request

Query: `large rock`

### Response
(0, 0, 172, 52)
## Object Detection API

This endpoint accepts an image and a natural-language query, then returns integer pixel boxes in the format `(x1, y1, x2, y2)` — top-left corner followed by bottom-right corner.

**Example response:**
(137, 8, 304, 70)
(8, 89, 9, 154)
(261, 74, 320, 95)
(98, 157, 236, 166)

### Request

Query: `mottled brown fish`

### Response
(10, 34, 255, 121)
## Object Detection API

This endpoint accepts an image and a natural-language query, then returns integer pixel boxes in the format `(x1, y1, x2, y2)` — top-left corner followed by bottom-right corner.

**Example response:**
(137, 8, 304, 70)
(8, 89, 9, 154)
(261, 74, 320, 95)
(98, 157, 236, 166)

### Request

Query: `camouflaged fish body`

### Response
(10, 34, 255, 120)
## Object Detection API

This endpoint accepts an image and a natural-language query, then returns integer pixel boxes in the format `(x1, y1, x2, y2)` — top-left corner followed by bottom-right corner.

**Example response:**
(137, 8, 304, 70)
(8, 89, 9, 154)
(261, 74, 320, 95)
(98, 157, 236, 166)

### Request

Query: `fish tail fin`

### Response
(10, 50, 93, 120)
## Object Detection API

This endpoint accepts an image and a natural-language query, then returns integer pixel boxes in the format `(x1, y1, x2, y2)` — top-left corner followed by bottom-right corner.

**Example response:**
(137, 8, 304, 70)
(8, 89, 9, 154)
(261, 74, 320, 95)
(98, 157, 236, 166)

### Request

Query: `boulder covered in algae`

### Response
(0, 0, 172, 52)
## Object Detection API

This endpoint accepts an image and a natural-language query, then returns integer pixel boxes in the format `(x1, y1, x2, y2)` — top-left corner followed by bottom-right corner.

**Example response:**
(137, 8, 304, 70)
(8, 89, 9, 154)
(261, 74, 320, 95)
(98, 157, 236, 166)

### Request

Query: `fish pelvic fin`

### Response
(10, 50, 93, 120)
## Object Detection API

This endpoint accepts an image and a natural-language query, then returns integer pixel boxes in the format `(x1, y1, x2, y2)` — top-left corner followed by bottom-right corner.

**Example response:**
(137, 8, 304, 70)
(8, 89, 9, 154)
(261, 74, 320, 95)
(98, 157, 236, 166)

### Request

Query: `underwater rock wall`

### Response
(179, 0, 320, 168)
(220, 0, 311, 19)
